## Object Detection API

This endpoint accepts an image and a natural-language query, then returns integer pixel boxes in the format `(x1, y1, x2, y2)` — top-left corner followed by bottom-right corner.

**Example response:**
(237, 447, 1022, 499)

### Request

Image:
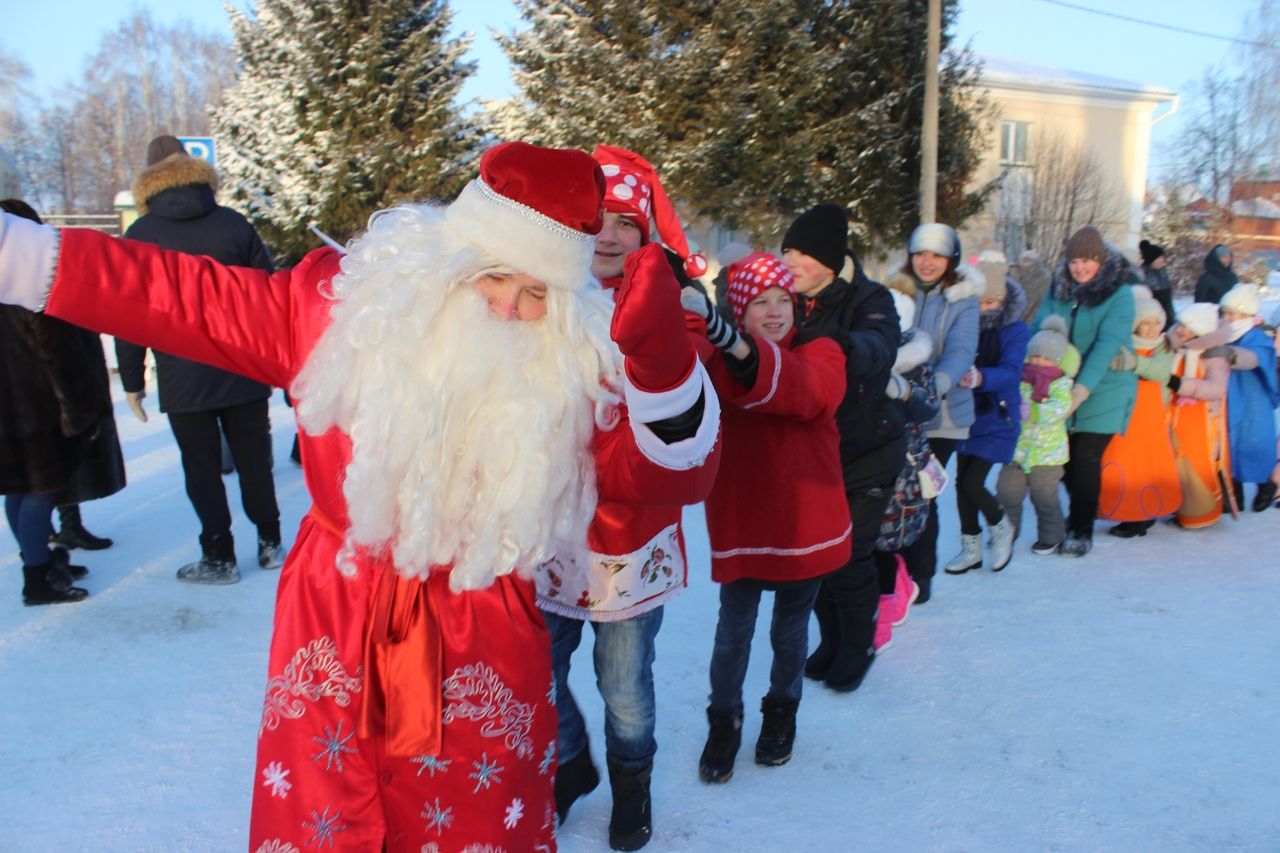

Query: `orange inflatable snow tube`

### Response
(1098, 375, 1182, 521)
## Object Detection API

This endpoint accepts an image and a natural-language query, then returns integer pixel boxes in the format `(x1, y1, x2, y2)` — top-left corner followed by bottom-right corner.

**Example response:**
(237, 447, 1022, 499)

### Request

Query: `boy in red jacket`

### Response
(682, 253, 849, 784)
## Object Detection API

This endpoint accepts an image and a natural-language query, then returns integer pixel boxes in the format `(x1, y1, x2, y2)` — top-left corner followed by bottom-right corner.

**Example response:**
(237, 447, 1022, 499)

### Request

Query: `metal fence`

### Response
(41, 213, 122, 236)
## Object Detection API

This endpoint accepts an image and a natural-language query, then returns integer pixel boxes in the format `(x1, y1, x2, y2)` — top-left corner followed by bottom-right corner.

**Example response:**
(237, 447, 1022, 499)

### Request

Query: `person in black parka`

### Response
(783, 204, 904, 694)
(1194, 244, 1238, 305)
(119, 135, 282, 585)
(0, 199, 104, 605)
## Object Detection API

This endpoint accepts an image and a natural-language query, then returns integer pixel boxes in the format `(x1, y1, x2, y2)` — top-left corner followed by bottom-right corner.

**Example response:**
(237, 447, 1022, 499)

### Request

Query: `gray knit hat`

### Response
(1027, 314, 1070, 363)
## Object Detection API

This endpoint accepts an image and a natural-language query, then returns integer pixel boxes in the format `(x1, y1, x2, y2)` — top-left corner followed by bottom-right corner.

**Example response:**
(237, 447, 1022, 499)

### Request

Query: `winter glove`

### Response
(611, 243, 696, 391)
(1067, 383, 1090, 415)
(126, 390, 149, 423)
(1202, 345, 1237, 366)
(679, 286, 741, 352)
(1166, 375, 1182, 394)
(1109, 347, 1138, 371)
(885, 372, 910, 400)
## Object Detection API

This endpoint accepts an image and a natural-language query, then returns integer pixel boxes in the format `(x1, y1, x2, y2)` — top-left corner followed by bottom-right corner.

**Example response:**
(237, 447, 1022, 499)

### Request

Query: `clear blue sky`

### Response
(0, 0, 1255, 169)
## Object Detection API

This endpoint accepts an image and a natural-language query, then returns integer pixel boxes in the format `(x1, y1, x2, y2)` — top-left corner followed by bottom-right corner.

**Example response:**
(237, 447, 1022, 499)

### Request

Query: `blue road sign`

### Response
(177, 137, 216, 167)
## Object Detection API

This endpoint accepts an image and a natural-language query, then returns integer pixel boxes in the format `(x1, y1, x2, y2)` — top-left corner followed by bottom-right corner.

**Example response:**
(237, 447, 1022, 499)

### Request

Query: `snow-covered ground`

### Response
(2, 387, 1278, 851)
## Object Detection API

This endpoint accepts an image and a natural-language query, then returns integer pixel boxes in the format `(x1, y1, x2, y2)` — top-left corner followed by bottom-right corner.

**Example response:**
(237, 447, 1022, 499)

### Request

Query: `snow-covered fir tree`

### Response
(498, 0, 990, 247)
(213, 0, 479, 262)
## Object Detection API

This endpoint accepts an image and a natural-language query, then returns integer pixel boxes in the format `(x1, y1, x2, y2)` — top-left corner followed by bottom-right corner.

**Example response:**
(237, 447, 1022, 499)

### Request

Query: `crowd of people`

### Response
(1, 138, 1277, 852)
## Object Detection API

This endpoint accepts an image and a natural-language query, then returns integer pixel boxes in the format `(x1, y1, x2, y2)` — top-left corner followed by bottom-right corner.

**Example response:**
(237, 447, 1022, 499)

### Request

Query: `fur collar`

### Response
(1050, 248, 1132, 308)
(893, 330, 933, 374)
(942, 266, 983, 302)
(131, 154, 219, 215)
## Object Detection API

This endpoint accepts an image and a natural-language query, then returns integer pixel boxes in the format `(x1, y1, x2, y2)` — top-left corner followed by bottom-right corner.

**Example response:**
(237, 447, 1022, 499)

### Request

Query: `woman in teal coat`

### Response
(1031, 226, 1137, 557)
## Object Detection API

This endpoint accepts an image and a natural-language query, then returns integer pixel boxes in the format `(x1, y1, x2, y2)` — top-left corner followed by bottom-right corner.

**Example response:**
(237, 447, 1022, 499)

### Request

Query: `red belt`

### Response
(307, 507, 444, 757)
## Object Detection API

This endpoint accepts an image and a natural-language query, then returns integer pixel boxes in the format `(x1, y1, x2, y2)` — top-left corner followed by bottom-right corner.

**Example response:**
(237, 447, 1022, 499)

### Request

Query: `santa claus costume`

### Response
(0, 142, 719, 852)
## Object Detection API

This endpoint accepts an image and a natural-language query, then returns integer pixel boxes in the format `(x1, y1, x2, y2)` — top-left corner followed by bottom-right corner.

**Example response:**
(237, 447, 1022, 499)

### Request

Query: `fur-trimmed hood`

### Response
(131, 153, 219, 215)
(1050, 248, 1136, 308)
(893, 329, 934, 374)
(890, 265, 984, 303)
(944, 264, 985, 302)
(980, 277, 1028, 330)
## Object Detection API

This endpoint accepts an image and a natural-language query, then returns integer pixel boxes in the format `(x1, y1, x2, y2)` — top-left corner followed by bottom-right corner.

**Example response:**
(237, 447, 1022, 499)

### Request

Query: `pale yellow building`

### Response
(964, 54, 1176, 260)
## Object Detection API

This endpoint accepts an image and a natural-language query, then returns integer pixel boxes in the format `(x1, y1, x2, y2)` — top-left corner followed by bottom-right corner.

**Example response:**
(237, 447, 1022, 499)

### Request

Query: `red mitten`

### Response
(611, 242, 697, 391)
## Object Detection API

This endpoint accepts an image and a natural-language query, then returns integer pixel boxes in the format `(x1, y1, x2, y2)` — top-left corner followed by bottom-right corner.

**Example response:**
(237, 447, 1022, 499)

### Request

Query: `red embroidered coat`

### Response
(41, 229, 719, 852)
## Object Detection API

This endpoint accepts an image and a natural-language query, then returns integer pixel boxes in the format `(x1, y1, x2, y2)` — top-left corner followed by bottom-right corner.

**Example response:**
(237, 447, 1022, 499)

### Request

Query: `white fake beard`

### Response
(292, 204, 621, 592)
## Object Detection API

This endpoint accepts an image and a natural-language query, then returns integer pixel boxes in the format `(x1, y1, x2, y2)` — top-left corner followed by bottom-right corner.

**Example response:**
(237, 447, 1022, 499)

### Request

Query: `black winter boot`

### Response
(1230, 480, 1244, 514)
(177, 532, 239, 585)
(823, 600, 877, 693)
(22, 563, 89, 606)
(53, 504, 113, 550)
(554, 746, 600, 826)
(1252, 482, 1277, 513)
(50, 546, 89, 580)
(804, 595, 838, 680)
(698, 708, 742, 783)
(755, 696, 798, 766)
(607, 760, 653, 851)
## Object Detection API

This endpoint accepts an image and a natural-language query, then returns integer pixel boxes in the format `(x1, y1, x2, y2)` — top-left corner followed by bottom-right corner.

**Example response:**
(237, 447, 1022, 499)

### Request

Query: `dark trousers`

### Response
(708, 578, 822, 717)
(955, 454, 1002, 535)
(5, 492, 54, 565)
(902, 437, 958, 593)
(1064, 431, 1114, 538)
(167, 398, 280, 547)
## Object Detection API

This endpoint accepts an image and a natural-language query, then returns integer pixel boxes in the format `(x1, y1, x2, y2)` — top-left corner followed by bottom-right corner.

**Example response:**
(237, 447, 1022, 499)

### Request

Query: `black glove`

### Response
(680, 287, 741, 352)
(1167, 375, 1181, 393)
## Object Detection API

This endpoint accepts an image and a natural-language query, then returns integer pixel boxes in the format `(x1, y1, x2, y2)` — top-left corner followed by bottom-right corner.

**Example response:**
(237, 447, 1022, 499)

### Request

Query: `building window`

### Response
(1000, 120, 1031, 166)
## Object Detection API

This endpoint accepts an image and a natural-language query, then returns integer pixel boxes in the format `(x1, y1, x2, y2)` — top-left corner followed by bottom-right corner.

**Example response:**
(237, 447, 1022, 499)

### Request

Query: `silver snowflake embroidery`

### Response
(503, 797, 525, 830)
(410, 754, 453, 778)
(253, 841, 300, 853)
(421, 797, 454, 836)
(546, 679, 557, 706)
(311, 719, 357, 773)
(301, 806, 346, 849)
(470, 752, 504, 792)
(261, 761, 292, 799)
(538, 740, 556, 776)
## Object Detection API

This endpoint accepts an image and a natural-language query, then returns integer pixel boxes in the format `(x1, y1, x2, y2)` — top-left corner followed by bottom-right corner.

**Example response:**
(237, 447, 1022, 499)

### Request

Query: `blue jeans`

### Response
(543, 606, 664, 770)
(708, 579, 822, 717)
(5, 493, 54, 566)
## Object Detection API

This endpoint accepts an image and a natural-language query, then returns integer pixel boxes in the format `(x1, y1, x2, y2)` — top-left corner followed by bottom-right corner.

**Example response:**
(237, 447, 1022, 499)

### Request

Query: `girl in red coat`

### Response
(681, 253, 849, 784)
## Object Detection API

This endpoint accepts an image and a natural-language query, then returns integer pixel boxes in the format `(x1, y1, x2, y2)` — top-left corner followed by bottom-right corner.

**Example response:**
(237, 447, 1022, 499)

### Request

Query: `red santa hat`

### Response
(445, 141, 604, 291)
(591, 144, 708, 279)
(723, 252, 795, 324)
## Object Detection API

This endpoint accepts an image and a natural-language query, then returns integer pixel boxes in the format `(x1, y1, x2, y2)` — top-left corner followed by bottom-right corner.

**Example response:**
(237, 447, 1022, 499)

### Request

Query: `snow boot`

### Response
(1058, 532, 1092, 558)
(1252, 482, 1277, 513)
(988, 516, 1015, 572)
(257, 538, 285, 570)
(889, 556, 919, 627)
(50, 546, 88, 580)
(52, 504, 112, 550)
(822, 600, 876, 693)
(607, 760, 652, 851)
(873, 598, 894, 654)
(698, 709, 742, 783)
(554, 745, 600, 826)
(755, 696, 798, 766)
(804, 595, 838, 680)
(943, 533, 983, 574)
(22, 563, 88, 606)
(1031, 540, 1060, 555)
(1106, 521, 1149, 539)
(177, 532, 239, 585)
